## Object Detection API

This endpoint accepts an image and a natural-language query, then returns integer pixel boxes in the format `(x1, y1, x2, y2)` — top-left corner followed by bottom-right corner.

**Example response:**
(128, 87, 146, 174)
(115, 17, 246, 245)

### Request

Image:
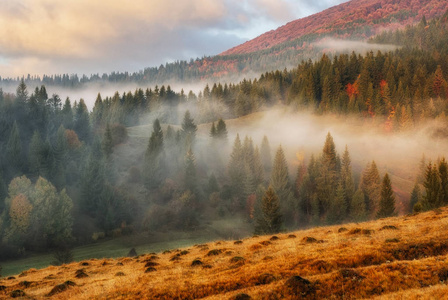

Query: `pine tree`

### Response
(260, 135, 272, 173)
(144, 119, 165, 189)
(73, 99, 91, 142)
(350, 188, 366, 221)
(422, 162, 441, 210)
(377, 173, 397, 218)
(360, 160, 381, 217)
(438, 158, 448, 205)
(209, 122, 216, 138)
(102, 123, 113, 159)
(6, 121, 23, 179)
(184, 147, 197, 193)
(81, 139, 105, 214)
(317, 133, 339, 218)
(270, 145, 290, 202)
(51, 125, 67, 190)
(216, 118, 228, 141)
(252, 146, 265, 186)
(29, 130, 43, 179)
(228, 134, 245, 201)
(181, 110, 197, 146)
(254, 186, 283, 234)
(409, 182, 422, 213)
(341, 145, 355, 213)
(327, 180, 347, 224)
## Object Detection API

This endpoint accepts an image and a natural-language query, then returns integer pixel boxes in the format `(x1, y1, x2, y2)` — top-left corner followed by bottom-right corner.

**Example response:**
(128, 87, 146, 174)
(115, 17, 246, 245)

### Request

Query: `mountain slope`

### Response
(221, 0, 448, 56)
(2, 207, 448, 299)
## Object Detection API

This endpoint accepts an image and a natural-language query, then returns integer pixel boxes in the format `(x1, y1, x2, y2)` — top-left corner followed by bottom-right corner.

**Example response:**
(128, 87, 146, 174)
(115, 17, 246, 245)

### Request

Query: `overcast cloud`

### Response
(0, 0, 347, 78)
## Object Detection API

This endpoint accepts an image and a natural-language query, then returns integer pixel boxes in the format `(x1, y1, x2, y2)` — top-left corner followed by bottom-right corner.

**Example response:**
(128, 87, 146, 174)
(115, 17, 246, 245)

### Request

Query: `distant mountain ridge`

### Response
(221, 0, 448, 56)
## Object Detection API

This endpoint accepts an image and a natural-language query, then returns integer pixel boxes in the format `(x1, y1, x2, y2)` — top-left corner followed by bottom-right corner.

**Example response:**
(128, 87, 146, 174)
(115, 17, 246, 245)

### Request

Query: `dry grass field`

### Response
(2, 207, 448, 299)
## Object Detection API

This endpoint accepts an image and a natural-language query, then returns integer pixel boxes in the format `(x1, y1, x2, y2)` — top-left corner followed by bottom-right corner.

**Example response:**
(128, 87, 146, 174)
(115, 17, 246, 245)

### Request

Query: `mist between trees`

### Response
(1, 15, 448, 262)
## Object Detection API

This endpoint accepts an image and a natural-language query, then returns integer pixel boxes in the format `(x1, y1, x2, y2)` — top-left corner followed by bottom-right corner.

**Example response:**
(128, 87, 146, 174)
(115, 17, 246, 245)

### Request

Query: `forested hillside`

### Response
(1, 0, 447, 88)
(0, 12, 447, 272)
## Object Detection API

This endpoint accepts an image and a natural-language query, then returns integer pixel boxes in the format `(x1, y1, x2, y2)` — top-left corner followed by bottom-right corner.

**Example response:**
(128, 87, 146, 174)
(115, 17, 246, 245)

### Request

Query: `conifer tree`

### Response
(317, 133, 339, 218)
(81, 140, 105, 214)
(422, 162, 441, 210)
(270, 145, 290, 202)
(228, 134, 245, 201)
(184, 147, 197, 193)
(73, 99, 91, 142)
(260, 135, 272, 173)
(181, 110, 197, 145)
(252, 146, 265, 186)
(360, 160, 381, 217)
(6, 121, 23, 179)
(254, 186, 282, 234)
(61, 97, 73, 129)
(350, 188, 366, 221)
(102, 123, 113, 159)
(377, 173, 397, 218)
(409, 182, 422, 213)
(327, 180, 347, 224)
(29, 130, 43, 179)
(144, 119, 165, 189)
(209, 122, 216, 138)
(51, 125, 67, 190)
(438, 158, 448, 205)
(341, 145, 355, 213)
(216, 118, 228, 141)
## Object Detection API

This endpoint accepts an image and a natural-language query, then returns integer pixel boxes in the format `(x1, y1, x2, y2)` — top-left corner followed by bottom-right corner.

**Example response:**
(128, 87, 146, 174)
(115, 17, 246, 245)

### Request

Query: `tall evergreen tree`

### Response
(181, 110, 197, 146)
(29, 130, 43, 179)
(6, 121, 23, 179)
(360, 160, 381, 217)
(422, 161, 441, 210)
(144, 119, 165, 189)
(254, 186, 283, 234)
(215, 118, 228, 141)
(270, 145, 290, 202)
(438, 158, 448, 205)
(260, 135, 272, 173)
(228, 134, 245, 202)
(341, 145, 355, 213)
(102, 123, 113, 159)
(350, 188, 366, 221)
(377, 173, 397, 218)
(184, 147, 197, 193)
(327, 180, 347, 224)
(409, 182, 422, 213)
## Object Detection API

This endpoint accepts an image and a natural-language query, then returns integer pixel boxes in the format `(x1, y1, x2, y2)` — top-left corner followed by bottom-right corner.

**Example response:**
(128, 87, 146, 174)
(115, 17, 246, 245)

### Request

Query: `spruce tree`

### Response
(350, 188, 366, 221)
(144, 119, 165, 189)
(216, 118, 228, 141)
(209, 122, 216, 138)
(102, 123, 113, 159)
(327, 180, 347, 224)
(377, 173, 397, 218)
(228, 134, 245, 201)
(181, 110, 197, 145)
(341, 145, 355, 213)
(270, 145, 290, 202)
(254, 186, 283, 234)
(29, 130, 43, 179)
(252, 146, 265, 186)
(438, 158, 448, 205)
(360, 160, 381, 217)
(260, 135, 272, 172)
(184, 147, 197, 193)
(6, 121, 23, 179)
(422, 162, 441, 210)
(409, 182, 422, 213)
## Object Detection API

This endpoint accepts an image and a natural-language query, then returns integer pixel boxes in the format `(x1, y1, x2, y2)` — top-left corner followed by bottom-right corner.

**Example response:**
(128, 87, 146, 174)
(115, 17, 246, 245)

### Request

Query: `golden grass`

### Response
(3, 208, 448, 299)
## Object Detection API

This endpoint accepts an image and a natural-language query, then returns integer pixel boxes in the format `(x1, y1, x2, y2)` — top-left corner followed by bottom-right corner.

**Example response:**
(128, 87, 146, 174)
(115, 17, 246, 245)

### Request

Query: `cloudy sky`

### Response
(0, 0, 346, 78)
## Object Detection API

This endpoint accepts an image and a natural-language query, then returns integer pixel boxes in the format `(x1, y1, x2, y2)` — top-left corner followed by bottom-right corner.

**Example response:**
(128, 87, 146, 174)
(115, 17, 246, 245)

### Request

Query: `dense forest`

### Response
(0, 13, 448, 263)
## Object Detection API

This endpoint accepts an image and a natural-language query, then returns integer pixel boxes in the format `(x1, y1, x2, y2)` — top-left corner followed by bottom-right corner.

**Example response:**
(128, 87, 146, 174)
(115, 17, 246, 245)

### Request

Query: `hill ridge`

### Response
(221, 0, 448, 56)
(2, 207, 448, 299)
